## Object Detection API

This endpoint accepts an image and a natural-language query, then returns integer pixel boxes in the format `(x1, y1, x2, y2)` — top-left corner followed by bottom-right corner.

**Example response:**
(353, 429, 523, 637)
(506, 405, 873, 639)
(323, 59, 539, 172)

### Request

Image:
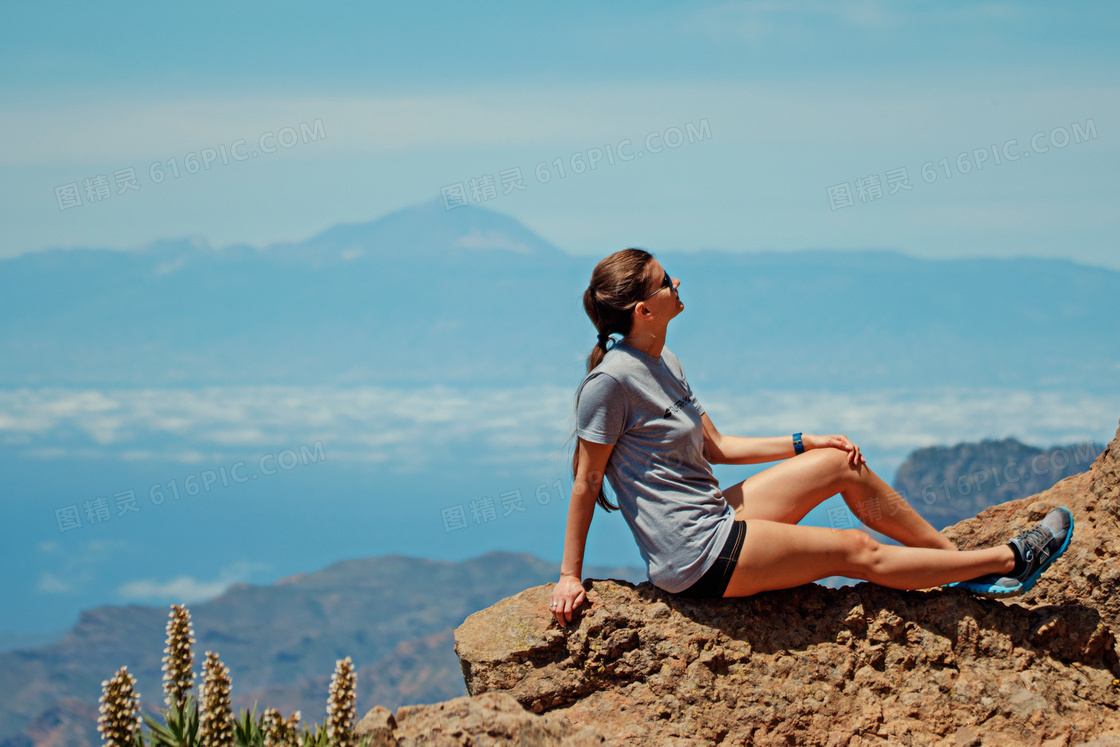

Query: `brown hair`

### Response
(572, 248, 658, 511)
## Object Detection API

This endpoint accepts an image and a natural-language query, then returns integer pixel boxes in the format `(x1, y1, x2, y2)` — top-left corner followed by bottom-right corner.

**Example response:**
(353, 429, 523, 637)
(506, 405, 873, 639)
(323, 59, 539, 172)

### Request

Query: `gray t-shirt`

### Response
(576, 341, 735, 593)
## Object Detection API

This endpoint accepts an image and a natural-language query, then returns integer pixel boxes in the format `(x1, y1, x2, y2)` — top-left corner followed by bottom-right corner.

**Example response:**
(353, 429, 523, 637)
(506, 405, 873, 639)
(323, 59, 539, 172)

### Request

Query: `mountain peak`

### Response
(268, 197, 566, 266)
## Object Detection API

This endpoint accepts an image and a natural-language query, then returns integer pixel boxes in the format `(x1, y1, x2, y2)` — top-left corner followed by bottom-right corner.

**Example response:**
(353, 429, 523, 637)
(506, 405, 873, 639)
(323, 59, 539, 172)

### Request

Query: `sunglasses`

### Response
(641, 270, 674, 301)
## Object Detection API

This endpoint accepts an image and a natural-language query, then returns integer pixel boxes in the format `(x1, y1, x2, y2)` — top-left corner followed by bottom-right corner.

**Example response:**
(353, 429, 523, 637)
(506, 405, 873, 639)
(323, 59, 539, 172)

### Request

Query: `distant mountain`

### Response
(0, 552, 643, 747)
(2, 197, 1118, 390)
(263, 196, 570, 267)
(892, 438, 1104, 529)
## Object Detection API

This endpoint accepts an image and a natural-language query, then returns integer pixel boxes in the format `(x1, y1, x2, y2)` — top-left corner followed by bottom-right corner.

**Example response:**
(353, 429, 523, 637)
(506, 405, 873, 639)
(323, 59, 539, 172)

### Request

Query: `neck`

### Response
(621, 330, 665, 359)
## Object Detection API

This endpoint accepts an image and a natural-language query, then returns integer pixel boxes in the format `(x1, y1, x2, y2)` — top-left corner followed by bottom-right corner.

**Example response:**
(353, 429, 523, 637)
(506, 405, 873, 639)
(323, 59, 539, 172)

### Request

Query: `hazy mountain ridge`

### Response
(2, 199, 1118, 391)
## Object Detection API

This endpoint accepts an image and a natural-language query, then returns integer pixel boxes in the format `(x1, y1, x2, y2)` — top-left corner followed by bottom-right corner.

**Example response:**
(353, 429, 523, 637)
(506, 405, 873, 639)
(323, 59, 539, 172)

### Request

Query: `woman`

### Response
(548, 248, 1073, 626)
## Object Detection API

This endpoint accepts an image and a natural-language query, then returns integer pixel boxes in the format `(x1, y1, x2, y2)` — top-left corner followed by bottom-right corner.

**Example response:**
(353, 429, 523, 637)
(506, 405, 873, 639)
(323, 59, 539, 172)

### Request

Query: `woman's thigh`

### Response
(723, 519, 865, 597)
(721, 447, 853, 525)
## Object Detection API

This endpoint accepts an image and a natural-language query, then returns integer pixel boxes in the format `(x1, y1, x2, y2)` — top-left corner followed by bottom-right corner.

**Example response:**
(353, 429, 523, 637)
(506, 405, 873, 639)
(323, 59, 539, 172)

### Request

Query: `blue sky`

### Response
(3, 2, 1120, 636)
(1, 1, 1118, 266)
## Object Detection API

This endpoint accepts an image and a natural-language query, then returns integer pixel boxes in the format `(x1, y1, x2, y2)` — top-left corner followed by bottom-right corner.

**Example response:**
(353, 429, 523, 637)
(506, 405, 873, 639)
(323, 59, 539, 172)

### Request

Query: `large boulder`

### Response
(453, 419, 1120, 746)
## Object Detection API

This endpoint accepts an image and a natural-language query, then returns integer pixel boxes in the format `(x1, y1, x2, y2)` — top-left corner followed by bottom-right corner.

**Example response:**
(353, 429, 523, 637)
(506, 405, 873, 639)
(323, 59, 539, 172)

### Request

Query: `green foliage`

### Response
(142, 696, 198, 747)
(299, 724, 329, 747)
(135, 700, 374, 747)
(292, 724, 372, 747)
(231, 704, 263, 746)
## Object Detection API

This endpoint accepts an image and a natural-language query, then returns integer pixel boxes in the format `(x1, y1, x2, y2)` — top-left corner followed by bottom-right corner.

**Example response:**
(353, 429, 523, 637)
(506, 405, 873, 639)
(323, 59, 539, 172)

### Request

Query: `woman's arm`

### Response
(701, 413, 865, 467)
(550, 437, 614, 626)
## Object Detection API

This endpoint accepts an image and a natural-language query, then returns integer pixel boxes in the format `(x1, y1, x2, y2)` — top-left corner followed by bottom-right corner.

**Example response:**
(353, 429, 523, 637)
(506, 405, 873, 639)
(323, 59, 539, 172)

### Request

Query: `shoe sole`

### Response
(954, 580, 1023, 598)
(951, 507, 1074, 598)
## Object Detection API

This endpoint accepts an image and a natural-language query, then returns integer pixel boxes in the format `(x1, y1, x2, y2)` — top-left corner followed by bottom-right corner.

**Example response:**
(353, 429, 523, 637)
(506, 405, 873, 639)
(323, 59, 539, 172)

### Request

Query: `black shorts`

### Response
(674, 519, 746, 599)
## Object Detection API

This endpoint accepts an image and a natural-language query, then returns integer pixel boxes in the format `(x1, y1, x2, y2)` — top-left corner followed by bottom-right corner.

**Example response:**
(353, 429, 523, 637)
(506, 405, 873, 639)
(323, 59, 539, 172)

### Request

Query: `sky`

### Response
(1, 1, 1118, 267)
(3, 1, 1120, 638)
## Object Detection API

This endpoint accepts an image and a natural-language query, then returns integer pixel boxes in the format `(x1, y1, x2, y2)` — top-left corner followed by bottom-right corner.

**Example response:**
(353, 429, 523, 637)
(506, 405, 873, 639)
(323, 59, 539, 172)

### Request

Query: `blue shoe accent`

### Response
(948, 574, 1022, 597)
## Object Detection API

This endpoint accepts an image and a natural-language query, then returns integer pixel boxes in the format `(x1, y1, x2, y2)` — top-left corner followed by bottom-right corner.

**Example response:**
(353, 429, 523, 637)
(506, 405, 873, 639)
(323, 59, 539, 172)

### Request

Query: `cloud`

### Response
(36, 572, 71, 593)
(0, 385, 577, 471)
(1, 72, 1112, 171)
(3, 385, 1117, 478)
(117, 561, 270, 603)
(117, 576, 231, 603)
(701, 387, 1119, 476)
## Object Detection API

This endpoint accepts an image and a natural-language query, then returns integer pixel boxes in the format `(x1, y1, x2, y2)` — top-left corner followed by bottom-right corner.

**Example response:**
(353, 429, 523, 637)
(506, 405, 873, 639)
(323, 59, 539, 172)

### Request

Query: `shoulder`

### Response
(580, 367, 622, 387)
(578, 369, 624, 399)
(576, 369, 631, 425)
(661, 347, 686, 377)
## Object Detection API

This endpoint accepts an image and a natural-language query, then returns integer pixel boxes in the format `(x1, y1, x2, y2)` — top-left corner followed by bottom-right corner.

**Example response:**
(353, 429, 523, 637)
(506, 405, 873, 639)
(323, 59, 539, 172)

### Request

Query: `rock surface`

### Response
(452, 419, 1120, 746)
(356, 692, 604, 746)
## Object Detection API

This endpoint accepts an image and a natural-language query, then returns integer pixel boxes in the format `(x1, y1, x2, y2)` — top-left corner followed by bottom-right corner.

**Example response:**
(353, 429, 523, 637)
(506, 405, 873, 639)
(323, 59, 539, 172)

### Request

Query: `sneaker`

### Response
(949, 506, 1074, 598)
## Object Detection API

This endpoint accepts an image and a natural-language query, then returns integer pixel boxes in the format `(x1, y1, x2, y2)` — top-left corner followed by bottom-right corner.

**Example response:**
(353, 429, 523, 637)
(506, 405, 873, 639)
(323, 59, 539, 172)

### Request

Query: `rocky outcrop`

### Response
(451, 419, 1120, 746)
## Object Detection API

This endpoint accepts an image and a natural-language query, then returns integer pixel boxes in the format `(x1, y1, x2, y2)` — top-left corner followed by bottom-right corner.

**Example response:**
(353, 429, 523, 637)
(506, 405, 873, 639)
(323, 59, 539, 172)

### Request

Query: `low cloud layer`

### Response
(2, 386, 1115, 477)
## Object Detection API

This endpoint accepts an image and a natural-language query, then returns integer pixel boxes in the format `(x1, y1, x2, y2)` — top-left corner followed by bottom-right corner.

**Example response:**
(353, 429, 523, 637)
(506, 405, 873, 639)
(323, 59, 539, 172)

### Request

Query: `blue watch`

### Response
(793, 433, 804, 455)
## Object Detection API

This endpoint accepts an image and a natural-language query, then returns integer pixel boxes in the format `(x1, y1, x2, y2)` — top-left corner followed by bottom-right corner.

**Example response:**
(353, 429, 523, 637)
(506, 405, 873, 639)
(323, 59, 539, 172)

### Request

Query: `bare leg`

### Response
(841, 461, 955, 549)
(723, 520, 1014, 597)
(720, 447, 955, 550)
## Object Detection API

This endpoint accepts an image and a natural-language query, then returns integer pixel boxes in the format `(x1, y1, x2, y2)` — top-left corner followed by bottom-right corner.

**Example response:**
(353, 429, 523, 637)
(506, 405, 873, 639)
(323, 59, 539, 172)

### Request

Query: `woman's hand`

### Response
(549, 574, 587, 626)
(805, 433, 865, 467)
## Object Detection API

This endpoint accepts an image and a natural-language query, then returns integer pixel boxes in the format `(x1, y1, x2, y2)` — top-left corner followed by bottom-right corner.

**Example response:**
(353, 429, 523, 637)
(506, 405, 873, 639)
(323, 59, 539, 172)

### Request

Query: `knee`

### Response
(841, 529, 882, 573)
(817, 446, 870, 487)
(817, 446, 857, 481)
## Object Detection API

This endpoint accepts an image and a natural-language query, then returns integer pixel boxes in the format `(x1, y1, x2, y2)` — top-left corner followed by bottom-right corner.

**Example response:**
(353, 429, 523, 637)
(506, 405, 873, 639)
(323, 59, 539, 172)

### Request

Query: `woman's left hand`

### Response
(805, 433, 865, 467)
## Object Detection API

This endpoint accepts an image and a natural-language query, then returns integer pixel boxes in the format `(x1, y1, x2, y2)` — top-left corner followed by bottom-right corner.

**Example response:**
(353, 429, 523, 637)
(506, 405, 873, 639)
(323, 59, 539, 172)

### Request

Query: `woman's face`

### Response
(642, 259, 684, 320)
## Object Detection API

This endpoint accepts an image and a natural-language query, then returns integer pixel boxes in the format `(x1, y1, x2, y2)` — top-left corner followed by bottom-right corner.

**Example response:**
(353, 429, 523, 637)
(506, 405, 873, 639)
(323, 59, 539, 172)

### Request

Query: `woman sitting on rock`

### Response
(548, 248, 1073, 626)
